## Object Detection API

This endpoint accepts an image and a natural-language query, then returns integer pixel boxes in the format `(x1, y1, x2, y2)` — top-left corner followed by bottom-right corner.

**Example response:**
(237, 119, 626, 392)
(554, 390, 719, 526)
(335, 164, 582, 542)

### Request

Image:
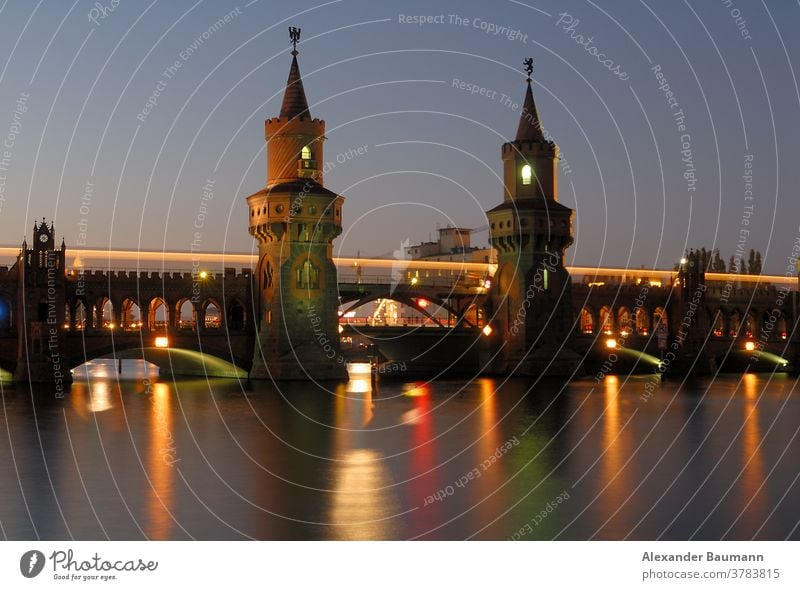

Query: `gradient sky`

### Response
(0, 0, 797, 272)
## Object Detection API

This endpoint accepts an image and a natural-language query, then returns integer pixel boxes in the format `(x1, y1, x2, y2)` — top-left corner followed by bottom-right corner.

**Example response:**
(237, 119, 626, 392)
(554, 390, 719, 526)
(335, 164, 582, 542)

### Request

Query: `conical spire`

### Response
(515, 61, 546, 142)
(279, 52, 310, 120)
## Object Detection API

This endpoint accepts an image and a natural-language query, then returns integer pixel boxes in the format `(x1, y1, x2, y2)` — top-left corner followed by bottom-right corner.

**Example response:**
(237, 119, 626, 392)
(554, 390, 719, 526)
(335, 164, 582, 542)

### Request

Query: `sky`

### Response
(0, 0, 797, 272)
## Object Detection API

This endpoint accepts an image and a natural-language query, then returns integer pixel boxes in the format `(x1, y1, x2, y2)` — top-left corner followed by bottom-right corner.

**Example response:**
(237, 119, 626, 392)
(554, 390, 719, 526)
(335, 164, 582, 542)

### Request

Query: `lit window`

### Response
(301, 145, 311, 160)
(521, 164, 532, 185)
(296, 259, 319, 289)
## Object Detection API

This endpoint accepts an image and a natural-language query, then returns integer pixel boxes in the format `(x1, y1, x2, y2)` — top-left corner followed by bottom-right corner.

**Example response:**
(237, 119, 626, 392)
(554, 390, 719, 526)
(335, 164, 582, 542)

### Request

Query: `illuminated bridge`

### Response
(1, 240, 796, 380)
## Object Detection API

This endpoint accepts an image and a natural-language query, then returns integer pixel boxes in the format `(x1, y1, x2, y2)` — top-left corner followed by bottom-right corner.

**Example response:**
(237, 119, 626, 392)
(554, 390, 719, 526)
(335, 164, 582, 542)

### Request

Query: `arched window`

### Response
(599, 306, 613, 334)
(580, 307, 594, 334)
(521, 164, 532, 186)
(635, 307, 649, 335)
(301, 145, 311, 160)
(617, 307, 631, 336)
(296, 259, 319, 289)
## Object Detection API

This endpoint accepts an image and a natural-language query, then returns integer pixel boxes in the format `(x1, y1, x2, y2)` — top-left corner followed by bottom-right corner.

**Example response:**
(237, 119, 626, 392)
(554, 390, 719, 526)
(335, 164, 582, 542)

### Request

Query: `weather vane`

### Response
(289, 27, 301, 55)
(523, 58, 534, 81)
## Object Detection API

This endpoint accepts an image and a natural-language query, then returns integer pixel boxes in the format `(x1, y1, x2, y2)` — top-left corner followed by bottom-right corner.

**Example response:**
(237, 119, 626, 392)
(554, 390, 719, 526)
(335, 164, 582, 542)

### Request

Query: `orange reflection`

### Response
(146, 382, 176, 539)
(600, 375, 632, 508)
(738, 374, 766, 526)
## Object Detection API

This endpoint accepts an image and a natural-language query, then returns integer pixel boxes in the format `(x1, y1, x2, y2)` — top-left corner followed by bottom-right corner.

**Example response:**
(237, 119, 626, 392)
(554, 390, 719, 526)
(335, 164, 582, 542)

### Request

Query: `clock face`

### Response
(39, 233, 49, 243)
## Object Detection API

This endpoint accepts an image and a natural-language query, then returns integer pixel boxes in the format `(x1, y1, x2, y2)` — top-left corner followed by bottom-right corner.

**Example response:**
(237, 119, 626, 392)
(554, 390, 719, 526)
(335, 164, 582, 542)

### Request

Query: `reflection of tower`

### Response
(14, 219, 71, 384)
(486, 61, 578, 376)
(248, 30, 346, 380)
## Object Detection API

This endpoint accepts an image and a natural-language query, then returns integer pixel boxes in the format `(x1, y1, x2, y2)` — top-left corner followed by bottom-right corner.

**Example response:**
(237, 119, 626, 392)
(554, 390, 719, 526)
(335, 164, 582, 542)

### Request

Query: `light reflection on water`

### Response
(1, 371, 799, 540)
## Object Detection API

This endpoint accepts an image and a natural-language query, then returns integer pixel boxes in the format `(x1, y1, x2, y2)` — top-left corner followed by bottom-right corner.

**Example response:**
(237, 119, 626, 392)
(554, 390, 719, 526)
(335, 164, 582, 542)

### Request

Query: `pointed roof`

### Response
(515, 79, 546, 142)
(279, 51, 310, 120)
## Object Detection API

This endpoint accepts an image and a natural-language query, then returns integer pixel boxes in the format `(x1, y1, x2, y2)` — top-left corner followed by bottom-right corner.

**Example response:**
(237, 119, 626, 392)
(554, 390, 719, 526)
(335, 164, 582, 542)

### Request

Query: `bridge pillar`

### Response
(13, 220, 72, 388)
(246, 36, 347, 381)
(672, 250, 715, 374)
(486, 63, 579, 377)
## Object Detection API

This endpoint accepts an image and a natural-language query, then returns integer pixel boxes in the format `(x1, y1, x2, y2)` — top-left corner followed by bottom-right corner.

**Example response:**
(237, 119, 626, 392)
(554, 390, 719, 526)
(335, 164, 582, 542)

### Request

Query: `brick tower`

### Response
(247, 29, 347, 380)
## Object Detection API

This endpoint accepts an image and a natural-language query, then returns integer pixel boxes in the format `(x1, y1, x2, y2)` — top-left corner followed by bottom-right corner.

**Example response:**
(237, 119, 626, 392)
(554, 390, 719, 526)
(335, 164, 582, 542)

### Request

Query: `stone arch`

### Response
(227, 298, 246, 331)
(148, 297, 169, 331)
(711, 308, 725, 337)
(121, 297, 142, 331)
(579, 306, 594, 334)
(203, 298, 222, 330)
(599, 306, 613, 334)
(635, 307, 649, 335)
(176, 297, 196, 330)
(742, 311, 756, 339)
(653, 307, 667, 330)
(617, 306, 632, 336)
(728, 310, 741, 338)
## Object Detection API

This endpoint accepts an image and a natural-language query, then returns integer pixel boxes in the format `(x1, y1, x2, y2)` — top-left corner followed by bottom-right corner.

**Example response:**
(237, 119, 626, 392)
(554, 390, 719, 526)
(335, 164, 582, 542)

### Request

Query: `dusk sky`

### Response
(0, 0, 797, 271)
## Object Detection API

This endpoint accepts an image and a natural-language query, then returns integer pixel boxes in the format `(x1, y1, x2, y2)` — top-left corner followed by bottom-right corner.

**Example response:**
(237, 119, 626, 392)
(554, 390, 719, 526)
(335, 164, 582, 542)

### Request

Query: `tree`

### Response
(712, 249, 725, 272)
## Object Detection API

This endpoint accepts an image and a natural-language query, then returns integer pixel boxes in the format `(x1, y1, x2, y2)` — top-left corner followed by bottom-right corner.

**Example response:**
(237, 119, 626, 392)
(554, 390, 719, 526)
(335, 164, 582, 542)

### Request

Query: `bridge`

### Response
(0, 240, 796, 380)
(2, 39, 798, 382)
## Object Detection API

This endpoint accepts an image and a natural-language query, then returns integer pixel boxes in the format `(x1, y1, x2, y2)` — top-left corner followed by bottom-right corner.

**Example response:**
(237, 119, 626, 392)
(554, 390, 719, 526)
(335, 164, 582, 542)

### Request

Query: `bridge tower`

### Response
(486, 61, 579, 376)
(13, 219, 71, 386)
(247, 29, 347, 380)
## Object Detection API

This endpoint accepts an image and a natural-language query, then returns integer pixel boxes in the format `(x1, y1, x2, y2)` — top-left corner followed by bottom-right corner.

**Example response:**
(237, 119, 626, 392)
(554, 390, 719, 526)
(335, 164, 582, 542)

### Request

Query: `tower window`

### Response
(296, 259, 319, 289)
(521, 164, 532, 185)
(301, 145, 311, 160)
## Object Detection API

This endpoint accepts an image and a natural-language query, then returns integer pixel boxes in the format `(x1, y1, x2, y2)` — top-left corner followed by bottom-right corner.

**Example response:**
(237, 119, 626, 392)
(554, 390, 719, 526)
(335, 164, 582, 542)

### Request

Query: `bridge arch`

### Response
(729, 310, 741, 338)
(340, 293, 473, 328)
(148, 297, 169, 331)
(121, 297, 142, 331)
(711, 308, 725, 337)
(635, 307, 649, 335)
(599, 306, 613, 334)
(202, 298, 222, 330)
(175, 297, 197, 330)
(579, 305, 594, 334)
(227, 298, 246, 331)
(617, 306, 632, 336)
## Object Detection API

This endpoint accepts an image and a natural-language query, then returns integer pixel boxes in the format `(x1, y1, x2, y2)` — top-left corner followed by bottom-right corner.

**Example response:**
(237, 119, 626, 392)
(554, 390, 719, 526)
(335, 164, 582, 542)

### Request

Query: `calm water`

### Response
(1, 365, 799, 540)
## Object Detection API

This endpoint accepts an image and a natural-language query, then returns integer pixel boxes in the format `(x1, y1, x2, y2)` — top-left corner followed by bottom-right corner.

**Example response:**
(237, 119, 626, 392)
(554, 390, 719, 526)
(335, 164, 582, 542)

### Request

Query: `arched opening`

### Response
(296, 259, 319, 289)
(73, 300, 87, 331)
(95, 298, 114, 329)
(712, 310, 725, 337)
(729, 311, 741, 338)
(653, 307, 667, 330)
(176, 299, 196, 330)
(635, 307, 649, 336)
(599, 306, 613, 334)
(204, 300, 221, 330)
(521, 164, 532, 185)
(121, 298, 141, 331)
(777, 315, 788, 340)
(743, 312, 756, 338)
(617, 307, 632, 337)
(301, 145, 311, 160)
(149, 297, 168, 331)
(227, 300, 245, 331)
(579, 306, 594, 334)
(0, 297, 11, 331)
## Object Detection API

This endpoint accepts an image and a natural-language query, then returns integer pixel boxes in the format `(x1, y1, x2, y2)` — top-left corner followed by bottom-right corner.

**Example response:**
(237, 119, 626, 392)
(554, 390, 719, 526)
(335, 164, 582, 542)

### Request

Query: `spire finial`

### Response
(523, 58, 533, 83)
(289, 27, 301, 56)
